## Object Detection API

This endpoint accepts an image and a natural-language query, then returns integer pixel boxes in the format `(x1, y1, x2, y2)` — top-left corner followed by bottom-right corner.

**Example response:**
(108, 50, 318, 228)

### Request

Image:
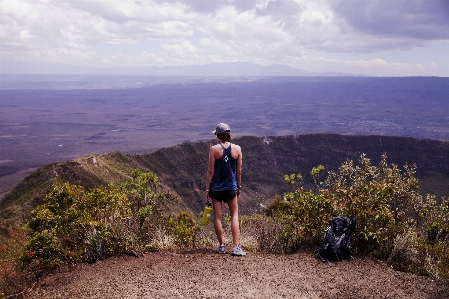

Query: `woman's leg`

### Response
(227, 196, 239, 247)
(212, 198, 224, 245)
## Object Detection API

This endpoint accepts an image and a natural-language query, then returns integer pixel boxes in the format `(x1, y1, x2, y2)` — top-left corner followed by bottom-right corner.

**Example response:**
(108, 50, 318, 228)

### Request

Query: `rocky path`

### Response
(23, 249, 447, 299)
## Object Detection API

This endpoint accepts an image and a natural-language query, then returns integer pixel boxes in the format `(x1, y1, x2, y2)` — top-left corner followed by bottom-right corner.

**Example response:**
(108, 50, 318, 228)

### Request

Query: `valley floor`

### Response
(23, 249, 447, 299)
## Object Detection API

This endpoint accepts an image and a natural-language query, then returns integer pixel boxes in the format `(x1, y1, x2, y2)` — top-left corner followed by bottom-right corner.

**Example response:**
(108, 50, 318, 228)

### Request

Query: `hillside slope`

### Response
(1, 134, 449, 236)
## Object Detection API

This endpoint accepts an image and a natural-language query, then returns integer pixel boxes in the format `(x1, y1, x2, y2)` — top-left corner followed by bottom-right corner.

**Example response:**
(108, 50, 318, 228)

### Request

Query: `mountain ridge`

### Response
(1, 133, 449, 238)
(0, 61, 362, 77)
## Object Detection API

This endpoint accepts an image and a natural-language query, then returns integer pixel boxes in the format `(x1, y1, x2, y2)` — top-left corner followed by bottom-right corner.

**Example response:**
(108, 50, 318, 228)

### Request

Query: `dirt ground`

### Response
(21, 249, 448, 299)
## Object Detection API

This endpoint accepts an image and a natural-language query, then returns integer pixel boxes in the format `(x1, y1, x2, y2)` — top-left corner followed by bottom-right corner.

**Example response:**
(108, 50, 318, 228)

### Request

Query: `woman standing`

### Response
(205, 123, 246, 256)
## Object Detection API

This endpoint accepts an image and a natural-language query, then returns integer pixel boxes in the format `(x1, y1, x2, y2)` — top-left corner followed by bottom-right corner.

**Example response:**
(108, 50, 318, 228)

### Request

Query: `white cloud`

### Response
(161, 41, 198, 60)
(142, 21, 194, 40)
(138, 51, 165, 63)
(198, 37, 241, 62)
(430, 62, 438, 70)
(0, 0, 448, 76)
(109, 52, 132, 62)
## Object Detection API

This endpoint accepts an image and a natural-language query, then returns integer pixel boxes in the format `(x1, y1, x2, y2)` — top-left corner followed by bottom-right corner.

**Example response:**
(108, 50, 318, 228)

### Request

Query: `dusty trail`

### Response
(23, 249, 447, 299)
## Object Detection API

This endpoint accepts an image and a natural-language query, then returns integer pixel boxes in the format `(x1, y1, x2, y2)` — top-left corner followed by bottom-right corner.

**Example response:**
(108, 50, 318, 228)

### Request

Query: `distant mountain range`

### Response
(0, 60, 363, 77)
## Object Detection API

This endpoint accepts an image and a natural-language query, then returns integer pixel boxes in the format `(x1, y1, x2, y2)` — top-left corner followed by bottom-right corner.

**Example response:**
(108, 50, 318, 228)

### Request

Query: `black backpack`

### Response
(315, 216, 356, 266)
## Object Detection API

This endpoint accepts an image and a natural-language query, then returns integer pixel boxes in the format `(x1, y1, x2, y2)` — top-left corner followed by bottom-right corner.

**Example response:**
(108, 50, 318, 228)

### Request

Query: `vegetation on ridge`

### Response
(2, 134, 449, 238)
(243, 154, 449, 278)
(1, 169, 203, 295)
(2, 154, 449, 296)
(1, 134, 449, 295)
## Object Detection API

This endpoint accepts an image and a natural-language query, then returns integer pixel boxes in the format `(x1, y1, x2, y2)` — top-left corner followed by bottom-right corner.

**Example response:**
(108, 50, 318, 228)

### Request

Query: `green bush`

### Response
(321, 153, 417, 256)
(20, 169, 182, 270)
(262, 191, 333, 253)
(166, 211, 202, 248)
(259, 153, 449, 278)
(20, 180, 131, 269)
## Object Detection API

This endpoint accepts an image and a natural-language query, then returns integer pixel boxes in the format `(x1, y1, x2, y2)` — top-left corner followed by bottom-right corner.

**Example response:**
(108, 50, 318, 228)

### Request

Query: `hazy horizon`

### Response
(0, 61, 365, 77)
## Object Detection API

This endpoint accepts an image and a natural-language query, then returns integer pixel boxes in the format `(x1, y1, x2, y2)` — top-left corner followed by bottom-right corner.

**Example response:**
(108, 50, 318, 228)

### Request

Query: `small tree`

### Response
(119, 169, 177, 247)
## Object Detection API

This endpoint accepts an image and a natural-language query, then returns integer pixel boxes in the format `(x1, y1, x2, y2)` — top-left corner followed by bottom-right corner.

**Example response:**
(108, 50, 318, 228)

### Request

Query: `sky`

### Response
(1, 0, 449, 77)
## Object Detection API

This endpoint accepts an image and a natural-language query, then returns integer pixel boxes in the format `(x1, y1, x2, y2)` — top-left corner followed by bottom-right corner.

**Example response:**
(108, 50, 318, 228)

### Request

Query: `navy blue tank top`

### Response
(210, 143, 238, 191)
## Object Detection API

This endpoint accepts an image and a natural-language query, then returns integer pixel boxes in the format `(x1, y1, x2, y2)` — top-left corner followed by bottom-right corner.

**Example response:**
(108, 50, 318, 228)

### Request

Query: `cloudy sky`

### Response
(1, 0, 449, 76)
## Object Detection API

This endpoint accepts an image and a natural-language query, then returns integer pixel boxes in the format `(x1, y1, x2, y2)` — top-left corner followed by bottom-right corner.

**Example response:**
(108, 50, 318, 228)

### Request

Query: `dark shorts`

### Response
(209, 190, 238, 203)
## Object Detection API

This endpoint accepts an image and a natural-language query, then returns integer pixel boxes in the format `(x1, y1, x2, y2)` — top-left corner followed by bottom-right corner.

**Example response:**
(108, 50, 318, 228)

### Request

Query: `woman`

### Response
(205, 123, 246, 256)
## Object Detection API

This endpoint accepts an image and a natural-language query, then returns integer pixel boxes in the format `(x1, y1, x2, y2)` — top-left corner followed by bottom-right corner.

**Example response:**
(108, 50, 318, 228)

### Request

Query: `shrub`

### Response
(419, 196, 449, 278)
(422, 196, 449, 245)
(0, 231, 28, 295)
(321, 154, 413, 256)
(20, 180, 131, 269)
(261, 153, 449, 278)
(239, 213, 290, 254)
(262, 191, 333, 253)
(166, 211, 202, 248)
(20, 169, 182, 271)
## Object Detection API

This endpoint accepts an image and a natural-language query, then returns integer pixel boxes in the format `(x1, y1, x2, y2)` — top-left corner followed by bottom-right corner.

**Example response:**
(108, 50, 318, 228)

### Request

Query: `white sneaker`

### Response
(231, 245, 246, 256)
(218, 244, 226, 254)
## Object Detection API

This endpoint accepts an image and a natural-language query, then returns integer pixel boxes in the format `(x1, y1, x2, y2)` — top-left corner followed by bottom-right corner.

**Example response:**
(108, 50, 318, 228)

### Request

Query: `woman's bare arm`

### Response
(205, 146, 216, 199)
(234, 145, 242, 196)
